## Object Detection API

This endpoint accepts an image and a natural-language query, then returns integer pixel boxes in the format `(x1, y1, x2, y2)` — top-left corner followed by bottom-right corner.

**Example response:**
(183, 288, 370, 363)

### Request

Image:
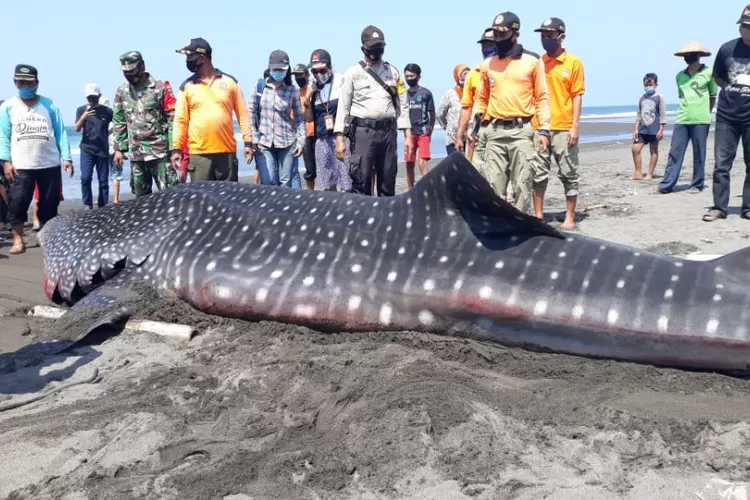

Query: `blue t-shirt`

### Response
(406, 86, 435, 135)
(638, 94, 663, 136)
(75, 103, 113, 158)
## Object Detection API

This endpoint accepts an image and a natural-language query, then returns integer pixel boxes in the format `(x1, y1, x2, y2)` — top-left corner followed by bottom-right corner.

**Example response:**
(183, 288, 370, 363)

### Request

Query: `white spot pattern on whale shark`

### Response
(36, 154, 750, 370)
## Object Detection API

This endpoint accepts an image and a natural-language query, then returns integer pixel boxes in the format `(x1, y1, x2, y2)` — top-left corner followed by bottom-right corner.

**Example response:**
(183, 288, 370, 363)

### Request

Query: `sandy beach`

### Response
(2, 126, 750, 499)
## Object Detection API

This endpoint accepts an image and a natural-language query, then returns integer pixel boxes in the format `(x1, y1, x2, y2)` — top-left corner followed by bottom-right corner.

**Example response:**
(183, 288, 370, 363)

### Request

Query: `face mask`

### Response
(644, 86, 656, 94)
(124, 65, 144, 85)
(495, 37, 515, 57)
(186, 58, 202, 73)
(270, 70, 287, 82)
(87, 96, 99, 106)
(684, 54, 699, 65)
(541, 38, 559, 54)
(406, 77, 419, 87)
(295, 77, 308, 88)
(17, 86, 37, 99)
(314, 71, 331, 86)
(364, 47, 384, 62)
(482, 46, 498, 59)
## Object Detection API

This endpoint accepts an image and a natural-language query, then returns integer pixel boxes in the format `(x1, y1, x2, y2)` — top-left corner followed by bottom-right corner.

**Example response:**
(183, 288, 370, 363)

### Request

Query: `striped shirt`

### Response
(248, 80, 305, 150)
(0, 96, 72, 170)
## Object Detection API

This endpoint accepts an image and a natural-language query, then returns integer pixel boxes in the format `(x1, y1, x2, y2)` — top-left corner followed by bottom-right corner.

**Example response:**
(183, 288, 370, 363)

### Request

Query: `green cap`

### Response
(119, 51, 143, 71)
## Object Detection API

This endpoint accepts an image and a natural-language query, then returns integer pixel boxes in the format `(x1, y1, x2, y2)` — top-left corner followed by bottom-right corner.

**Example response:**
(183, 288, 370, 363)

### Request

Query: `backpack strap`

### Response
(358, 61, 399, 110)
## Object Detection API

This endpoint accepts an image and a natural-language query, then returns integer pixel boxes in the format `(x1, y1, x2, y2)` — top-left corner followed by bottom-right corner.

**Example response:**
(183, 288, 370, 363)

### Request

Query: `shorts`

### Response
(33, 176, 64, 201)
(635, 134, 659, 145)
(110, 155, 123, 181)
(405, 133, 431, 162)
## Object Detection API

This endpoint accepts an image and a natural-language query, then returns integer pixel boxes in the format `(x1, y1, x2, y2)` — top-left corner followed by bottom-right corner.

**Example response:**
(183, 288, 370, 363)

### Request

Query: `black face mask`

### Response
(295, 77, 308, 87)
(406, 77, 419, 87)
(125, 71, 143, 85)
(186, 58, 203, 73)
(495, 37, 515, 57)
(87, 96, 99, 106)
(684, 54, 699, 65)
(364, 47, 384, 62)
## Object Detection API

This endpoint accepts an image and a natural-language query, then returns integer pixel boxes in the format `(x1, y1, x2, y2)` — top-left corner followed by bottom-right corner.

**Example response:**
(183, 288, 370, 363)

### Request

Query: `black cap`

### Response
(269, 50, 290, 70)
(492, 12, 520, 33)
(14, 64, 38, 81)
(361, 25, 386, 48)
(534, 17, 566, 33)
(292, 64, 308, 74)
(309, 49, 332, 68)
(176, 38, 212, 56)
(477, 28, 495, 43)
(738, 4, 750, 24)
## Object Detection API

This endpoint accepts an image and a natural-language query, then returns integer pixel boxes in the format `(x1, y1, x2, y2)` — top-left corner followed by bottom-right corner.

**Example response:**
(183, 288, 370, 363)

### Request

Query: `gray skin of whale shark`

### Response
(36, 153, 750, 374)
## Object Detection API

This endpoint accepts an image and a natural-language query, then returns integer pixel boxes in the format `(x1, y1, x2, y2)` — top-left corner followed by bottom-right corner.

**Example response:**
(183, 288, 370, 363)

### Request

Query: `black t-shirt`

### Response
(75, 104, 114, 157)
(406, 86, 435, 135)
(713, 38, 750, 124)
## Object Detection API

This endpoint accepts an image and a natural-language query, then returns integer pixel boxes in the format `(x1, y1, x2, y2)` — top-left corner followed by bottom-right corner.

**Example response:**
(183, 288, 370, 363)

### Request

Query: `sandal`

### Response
(9, 243, 25, 255)
(702, 209, 727, 222)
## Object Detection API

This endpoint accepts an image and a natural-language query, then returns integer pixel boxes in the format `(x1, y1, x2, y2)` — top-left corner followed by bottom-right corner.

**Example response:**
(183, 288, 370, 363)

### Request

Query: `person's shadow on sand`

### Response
(0, 342, 102, 396)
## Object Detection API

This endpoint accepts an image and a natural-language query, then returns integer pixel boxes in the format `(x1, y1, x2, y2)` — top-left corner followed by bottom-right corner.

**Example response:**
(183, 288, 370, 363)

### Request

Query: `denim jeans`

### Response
(711, 120, 750, 215)
(658, 123, 710, 193)
(446, 143, 456, 155)
(256, 145, 297, 188)
(80, 151, 110, 208)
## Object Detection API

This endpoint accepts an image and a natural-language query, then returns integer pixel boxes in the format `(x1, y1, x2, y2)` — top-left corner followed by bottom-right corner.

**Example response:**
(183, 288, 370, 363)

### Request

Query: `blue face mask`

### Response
(482, 47, 497, 59)
(644, 86, 656, 94)
(17, 86, 38, 99)
(541, 38, 559, 55)
(270, 70, 286, 82)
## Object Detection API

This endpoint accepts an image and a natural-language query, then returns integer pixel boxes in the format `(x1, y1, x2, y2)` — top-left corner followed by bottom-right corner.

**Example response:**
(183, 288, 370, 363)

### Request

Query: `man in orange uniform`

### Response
(455, 28, 495, 162)
(532, 17, 585, 229)
(171, 38, 254, 182)
(473, 12, 550, 215)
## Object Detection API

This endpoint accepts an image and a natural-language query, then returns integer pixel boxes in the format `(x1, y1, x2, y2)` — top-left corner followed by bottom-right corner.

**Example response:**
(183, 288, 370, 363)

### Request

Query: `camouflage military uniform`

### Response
(113, 51, 178, 197)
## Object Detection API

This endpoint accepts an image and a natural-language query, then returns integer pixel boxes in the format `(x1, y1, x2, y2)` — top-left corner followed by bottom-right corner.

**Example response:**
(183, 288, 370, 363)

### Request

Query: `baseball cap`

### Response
(492, 12, 521, 33)
(534, 17, 566, 33)
(84, 83, 101, 97)
(269, 50, 290, 70)
(14, 64, 38, 81)
(292, 63, 308, 74)
(739, 4, 750, 24)
(309, 49, 332, 68)
(361, 25, 386, 48)
(477, 28, 495, 43)
(119, 51, 143, 71)
(176, 38, 212, 56)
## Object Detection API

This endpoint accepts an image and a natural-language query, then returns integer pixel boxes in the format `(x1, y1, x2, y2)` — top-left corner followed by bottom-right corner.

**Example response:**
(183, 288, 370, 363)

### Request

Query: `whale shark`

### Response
(36, 153, 750, 374)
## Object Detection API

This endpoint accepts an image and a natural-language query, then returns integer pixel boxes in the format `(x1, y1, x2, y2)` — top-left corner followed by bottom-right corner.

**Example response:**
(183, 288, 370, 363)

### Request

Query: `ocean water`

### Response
(57, 104, 681, 201)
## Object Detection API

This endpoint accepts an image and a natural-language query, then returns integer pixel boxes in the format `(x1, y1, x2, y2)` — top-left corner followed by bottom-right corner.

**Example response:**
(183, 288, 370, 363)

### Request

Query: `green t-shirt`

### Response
(676, 65, 719, 125)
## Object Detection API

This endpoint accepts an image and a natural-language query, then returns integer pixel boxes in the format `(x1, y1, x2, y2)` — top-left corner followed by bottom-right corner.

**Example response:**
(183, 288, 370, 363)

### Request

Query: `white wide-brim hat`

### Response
(674, 40, 712, 57)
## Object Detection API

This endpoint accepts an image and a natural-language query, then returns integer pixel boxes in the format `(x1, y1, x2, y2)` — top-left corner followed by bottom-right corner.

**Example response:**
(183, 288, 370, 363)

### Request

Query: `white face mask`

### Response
(315, 70, 331, 85)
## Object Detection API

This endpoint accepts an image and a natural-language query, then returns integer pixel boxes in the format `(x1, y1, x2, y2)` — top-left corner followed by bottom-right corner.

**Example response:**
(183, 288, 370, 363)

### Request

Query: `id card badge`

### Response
(324, 114, 335, 131)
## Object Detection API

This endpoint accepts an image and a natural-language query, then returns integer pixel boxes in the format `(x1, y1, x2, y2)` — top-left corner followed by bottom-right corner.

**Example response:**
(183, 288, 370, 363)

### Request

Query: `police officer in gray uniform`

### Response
(334, 25, 412, 196)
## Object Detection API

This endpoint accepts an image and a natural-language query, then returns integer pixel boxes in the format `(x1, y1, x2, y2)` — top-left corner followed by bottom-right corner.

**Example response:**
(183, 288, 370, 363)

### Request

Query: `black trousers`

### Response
(302, 135, 317, 181)
(712, 119, 750, 215)
(7, 166, 62, 226)
(348, 118, 398, 196)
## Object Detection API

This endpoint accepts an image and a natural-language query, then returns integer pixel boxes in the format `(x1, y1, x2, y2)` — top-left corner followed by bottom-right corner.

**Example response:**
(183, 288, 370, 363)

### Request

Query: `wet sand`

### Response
(2, 127, 750, 499)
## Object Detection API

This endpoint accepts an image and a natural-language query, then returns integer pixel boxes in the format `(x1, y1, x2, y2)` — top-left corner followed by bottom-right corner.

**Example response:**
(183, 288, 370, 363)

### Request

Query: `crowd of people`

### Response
(2, 6, 750, 257)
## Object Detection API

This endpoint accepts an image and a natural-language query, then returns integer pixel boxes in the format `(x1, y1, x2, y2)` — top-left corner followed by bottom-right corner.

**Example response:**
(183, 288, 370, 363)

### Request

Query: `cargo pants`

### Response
(130, 159, 177, 197)
(532, 130, 580, 197)
(473, 121, 536, 214)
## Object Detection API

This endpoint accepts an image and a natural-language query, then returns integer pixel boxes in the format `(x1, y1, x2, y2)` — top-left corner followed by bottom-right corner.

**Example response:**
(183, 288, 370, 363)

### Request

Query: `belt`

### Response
(482, 116, 532, 129)
(351, 117, 396, 130)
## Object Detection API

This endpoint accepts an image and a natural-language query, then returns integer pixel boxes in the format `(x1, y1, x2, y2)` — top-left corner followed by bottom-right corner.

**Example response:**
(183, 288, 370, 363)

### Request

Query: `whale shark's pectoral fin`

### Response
(711, 246, 750, 285)
(39, 268, 142, 354)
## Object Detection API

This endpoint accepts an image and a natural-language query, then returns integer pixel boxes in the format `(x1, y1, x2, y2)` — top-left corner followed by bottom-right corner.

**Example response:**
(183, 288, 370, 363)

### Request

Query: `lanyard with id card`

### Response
(317, 85, 335, 132)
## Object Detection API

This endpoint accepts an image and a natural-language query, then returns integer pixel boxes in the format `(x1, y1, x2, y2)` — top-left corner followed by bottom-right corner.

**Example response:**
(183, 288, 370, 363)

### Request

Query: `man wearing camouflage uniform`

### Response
(112, 51, 178, 197)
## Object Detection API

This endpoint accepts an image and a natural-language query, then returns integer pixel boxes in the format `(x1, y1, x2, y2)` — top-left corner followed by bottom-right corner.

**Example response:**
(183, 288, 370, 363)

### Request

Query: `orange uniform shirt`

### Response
(172, 70, 253, 154)
(460, 64, 489, 120)
(535, 50, 585, 131)
(474, 49, 551, 130)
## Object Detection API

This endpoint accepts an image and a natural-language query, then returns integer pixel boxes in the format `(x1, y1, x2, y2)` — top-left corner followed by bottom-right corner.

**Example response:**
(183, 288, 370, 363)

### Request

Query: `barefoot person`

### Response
(631, 73, 666, 180)
(0, 64, 74, 255)
(531, 17, 585, 229)
(703, 5, 750, 222)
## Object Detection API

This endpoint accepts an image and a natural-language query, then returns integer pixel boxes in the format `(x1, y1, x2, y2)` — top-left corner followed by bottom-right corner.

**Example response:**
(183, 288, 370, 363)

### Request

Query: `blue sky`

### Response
(0, 1, 743, 121)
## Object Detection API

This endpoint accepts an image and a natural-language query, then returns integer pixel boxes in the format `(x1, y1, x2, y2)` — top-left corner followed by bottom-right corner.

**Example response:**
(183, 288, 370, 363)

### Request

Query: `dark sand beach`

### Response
(2, 126, 750, 499)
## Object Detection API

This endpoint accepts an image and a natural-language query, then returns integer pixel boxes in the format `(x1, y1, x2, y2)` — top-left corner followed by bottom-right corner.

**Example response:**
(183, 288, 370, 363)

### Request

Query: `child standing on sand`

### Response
(632, 73, 666, 180)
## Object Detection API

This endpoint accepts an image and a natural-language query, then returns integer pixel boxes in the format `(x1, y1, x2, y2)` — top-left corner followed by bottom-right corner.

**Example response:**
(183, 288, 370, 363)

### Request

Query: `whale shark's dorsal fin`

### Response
(404, 152, 565, 240)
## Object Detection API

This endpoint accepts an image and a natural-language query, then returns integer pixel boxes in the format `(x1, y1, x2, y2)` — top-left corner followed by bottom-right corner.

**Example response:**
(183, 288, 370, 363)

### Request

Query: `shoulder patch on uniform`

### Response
(522, 49, 541, 59)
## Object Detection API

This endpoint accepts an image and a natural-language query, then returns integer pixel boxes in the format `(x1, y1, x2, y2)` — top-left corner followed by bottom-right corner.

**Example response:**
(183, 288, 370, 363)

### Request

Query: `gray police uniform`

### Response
(334, 61, 410, 196)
